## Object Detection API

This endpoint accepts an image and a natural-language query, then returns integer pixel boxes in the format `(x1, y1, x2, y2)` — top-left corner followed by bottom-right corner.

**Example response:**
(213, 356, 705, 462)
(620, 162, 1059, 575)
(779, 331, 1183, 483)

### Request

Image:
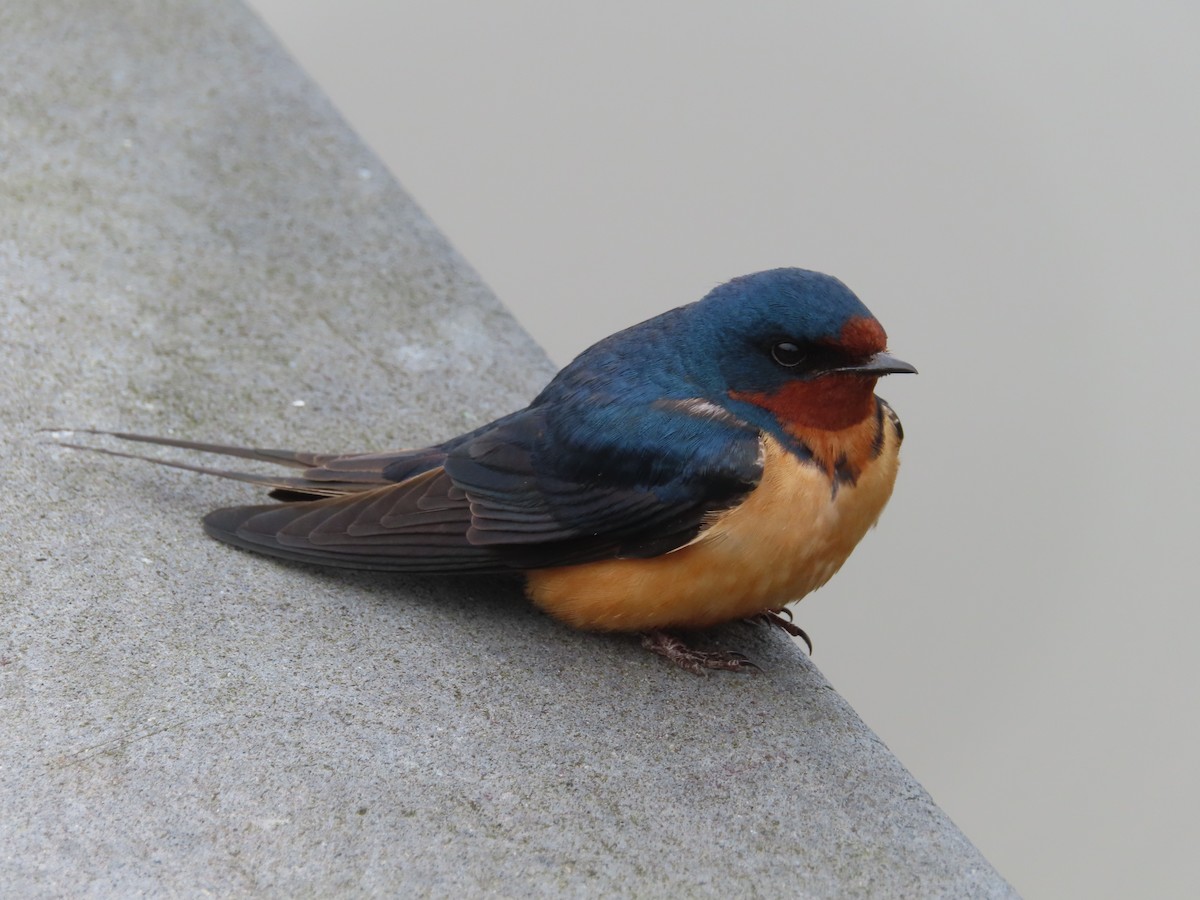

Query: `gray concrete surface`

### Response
(0, 2, 1017, 896)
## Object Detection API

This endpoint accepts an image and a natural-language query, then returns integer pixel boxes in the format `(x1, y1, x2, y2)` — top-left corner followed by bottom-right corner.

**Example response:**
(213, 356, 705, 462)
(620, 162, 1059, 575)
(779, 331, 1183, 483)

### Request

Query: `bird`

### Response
(61, 268, 915, 674)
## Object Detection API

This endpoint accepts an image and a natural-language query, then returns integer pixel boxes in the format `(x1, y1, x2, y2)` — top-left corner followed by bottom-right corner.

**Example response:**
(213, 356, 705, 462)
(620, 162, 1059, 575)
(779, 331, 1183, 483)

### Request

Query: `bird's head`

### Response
(683, 268, 916, 434)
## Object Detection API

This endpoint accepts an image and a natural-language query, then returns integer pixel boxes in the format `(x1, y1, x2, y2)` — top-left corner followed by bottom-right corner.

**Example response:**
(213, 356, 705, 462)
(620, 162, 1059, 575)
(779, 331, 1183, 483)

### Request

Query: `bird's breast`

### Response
(524, 410, 902, 632)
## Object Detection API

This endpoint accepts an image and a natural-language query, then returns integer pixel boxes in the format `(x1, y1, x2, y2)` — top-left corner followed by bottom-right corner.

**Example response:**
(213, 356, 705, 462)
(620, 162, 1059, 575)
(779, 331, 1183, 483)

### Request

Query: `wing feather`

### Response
(71, 399, 763, 572)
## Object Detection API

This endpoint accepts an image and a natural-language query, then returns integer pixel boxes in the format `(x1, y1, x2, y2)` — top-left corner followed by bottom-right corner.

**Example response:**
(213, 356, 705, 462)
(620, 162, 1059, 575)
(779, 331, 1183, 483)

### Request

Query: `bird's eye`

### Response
(771, 341, 806, 367)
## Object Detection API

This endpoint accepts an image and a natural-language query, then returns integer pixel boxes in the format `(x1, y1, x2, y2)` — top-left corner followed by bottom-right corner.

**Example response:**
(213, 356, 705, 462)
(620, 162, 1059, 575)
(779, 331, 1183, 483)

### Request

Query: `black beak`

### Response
(832, 351, 918, 376)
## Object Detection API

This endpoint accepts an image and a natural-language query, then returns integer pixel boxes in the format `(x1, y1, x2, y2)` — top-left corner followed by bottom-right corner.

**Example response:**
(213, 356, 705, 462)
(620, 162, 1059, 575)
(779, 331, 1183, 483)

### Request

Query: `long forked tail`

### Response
(47, 429, 400, 498)
(59, 429, 333, 465)
(49, 428, 505, 573)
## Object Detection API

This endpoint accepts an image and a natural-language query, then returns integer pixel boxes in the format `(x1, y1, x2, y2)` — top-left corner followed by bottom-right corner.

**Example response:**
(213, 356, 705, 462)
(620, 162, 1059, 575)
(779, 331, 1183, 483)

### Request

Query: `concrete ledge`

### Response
(0, 1, 1016, 896)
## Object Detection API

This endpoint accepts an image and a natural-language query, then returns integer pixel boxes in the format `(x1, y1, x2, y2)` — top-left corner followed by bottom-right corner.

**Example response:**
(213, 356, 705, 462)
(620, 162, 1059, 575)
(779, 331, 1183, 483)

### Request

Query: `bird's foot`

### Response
(639, 629, 761, 675)
(752, 608, 813, 655)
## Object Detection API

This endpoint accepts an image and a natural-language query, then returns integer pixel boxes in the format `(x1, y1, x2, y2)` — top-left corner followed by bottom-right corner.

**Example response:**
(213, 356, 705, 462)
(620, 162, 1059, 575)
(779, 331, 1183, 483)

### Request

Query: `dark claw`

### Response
(753, 610, 814, 655)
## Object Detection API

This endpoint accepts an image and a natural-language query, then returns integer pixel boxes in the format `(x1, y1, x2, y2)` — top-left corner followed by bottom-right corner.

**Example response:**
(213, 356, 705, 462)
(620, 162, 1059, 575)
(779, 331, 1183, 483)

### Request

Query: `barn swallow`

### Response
(62, 268, 915, 673)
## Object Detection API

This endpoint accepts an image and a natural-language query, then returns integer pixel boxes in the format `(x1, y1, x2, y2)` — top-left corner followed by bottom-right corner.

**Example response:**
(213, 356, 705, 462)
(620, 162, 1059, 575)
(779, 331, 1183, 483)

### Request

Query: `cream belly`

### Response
(524, 426, 901, 632)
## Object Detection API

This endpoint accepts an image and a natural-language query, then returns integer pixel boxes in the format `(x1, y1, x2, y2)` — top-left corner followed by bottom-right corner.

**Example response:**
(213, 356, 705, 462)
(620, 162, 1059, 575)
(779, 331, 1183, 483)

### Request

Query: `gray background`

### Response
(2, 3, 1022, 897)
(243, 2, 1200, 897)
(2, 2, 1014, 896)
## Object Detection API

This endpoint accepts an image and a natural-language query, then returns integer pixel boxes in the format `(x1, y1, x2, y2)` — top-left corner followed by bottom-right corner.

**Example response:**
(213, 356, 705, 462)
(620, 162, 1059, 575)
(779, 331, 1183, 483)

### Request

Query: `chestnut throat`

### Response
(730, 375, 884, 485)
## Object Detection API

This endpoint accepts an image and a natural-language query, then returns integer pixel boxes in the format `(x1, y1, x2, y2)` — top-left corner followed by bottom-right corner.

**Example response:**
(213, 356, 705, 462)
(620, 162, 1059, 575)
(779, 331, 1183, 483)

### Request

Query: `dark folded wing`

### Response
(198, 401, 764, 572)
(202, 468, 504, 571)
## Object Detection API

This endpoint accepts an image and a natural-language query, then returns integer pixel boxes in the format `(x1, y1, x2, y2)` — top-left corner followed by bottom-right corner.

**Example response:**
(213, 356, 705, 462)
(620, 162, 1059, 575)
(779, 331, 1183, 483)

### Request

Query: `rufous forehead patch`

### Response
(836, 316, 887, 356)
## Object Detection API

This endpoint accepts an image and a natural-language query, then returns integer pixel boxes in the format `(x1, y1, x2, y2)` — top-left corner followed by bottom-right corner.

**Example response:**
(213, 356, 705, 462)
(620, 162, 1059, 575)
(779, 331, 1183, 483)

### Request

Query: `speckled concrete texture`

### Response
(0, 2, 1017, 896)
